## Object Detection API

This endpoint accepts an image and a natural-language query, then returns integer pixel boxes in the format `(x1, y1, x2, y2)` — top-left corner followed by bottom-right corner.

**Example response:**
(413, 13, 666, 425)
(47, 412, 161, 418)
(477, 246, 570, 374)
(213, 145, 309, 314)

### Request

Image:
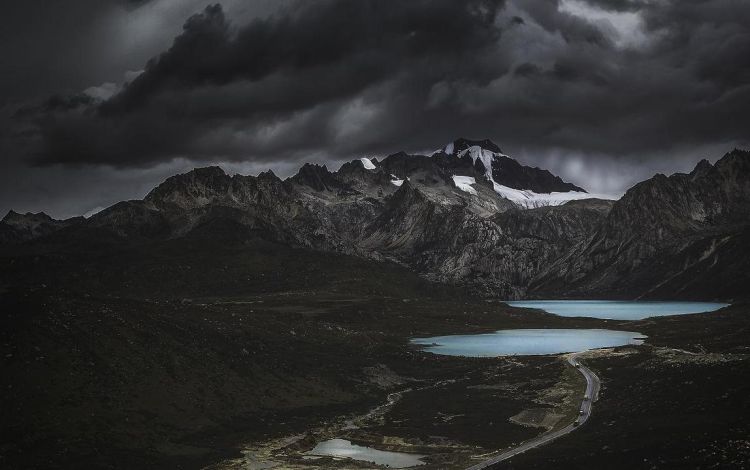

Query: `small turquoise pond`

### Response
(506, 300, 728, 320)
(411, 329, 645, 357)
(306, 439, 426, 468)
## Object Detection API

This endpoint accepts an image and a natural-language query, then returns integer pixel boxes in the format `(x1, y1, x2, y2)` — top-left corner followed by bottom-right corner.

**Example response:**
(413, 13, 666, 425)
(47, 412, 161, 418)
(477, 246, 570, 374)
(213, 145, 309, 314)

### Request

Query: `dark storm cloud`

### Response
(104, 2, 503, 113)
(3, 0, 750, 217)
(20, 0, 507, 166)
(0, 0, 284, 106)
(16, 0, 747, 171)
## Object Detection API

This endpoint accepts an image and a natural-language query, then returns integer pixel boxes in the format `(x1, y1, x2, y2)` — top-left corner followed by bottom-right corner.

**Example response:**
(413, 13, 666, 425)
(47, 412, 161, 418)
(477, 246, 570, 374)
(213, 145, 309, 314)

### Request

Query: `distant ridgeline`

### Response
(2, 140, 749, 301)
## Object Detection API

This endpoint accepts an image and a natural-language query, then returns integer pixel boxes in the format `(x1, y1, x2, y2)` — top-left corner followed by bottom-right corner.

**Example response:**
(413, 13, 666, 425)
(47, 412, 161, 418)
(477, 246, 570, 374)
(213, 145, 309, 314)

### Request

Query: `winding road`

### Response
(465, 353, 600, 470)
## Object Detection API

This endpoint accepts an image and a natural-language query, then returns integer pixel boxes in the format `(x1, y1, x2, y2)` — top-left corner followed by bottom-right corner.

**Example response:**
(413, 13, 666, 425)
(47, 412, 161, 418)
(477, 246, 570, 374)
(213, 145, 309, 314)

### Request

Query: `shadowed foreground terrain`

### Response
(2, 220, 749, 469)
(0, 223, 595, 469)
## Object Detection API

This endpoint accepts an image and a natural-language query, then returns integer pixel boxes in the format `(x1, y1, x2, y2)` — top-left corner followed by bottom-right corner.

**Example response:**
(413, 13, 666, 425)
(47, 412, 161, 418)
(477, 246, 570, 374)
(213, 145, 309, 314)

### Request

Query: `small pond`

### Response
(306, 438, 426, 468)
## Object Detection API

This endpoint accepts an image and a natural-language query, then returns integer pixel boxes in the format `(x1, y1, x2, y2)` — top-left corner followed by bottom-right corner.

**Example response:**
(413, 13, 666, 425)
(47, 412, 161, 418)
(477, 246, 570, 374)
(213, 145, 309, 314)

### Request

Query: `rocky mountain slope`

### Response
(532, 149, 750, 300)
(0, 211, 82, 244)
(2, 140, 748, 300)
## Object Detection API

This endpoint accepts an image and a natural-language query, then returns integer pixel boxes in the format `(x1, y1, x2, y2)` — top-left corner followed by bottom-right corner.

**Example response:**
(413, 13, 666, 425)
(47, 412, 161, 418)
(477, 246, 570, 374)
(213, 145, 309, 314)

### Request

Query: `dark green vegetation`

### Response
(1, 225, 597, 469)
(2, 195, 750, 469)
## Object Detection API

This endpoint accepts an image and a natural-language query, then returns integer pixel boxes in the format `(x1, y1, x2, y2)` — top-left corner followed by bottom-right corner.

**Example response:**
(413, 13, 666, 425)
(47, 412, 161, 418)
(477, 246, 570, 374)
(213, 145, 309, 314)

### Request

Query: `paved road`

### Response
(465, 353, 600, 470)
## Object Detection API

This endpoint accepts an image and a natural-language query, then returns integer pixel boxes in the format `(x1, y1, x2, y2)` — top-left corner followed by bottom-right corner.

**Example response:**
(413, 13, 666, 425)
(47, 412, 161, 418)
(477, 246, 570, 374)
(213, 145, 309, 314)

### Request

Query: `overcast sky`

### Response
(2, 0, 749, 218)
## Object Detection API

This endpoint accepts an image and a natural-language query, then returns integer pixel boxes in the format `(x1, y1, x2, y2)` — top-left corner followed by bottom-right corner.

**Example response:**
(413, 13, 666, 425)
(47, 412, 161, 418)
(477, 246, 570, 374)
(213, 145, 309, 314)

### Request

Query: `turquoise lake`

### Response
(411, 329, 645, 357)
(505, 300, 728, 320)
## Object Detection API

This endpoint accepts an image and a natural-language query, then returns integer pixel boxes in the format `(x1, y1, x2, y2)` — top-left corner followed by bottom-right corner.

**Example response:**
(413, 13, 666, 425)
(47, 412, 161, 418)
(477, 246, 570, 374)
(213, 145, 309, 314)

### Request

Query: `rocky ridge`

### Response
(2, 140, 748, 300)
(532, 149, 750, 300)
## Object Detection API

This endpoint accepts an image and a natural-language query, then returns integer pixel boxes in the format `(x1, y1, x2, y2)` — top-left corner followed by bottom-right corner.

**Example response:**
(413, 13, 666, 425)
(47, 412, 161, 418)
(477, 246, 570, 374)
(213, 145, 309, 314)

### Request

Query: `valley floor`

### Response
(2, 238, 748, 469)
(203, 304, 750, 470)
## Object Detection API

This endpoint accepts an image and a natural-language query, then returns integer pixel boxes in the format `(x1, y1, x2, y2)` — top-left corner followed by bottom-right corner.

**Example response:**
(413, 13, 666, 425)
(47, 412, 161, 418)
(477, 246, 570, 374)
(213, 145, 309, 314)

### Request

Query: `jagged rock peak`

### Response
(304, 162, 328, 171)
(446, 137, 503, 155)
(293, 162, 330, 178)
(144, 166, 232, 209)
(2, 209, 21, 223)
(378, 178, 427, 212)
(257, 169, 280, 180)
(290, 163, 349, 192)
(2, 210, 56, 225)
(716, 148, 750, 171)
(691, 159, 713, 178)
(192, 166, 227, 178)
(726, 148, 750, 158)
(0, 209, 81, 244)
(147, 166, 229, 192)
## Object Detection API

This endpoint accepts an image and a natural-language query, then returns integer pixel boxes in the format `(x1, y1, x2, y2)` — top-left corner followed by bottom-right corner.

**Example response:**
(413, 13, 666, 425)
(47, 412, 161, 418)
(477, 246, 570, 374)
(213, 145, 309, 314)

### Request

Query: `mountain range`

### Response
(3, 138, 748, 301)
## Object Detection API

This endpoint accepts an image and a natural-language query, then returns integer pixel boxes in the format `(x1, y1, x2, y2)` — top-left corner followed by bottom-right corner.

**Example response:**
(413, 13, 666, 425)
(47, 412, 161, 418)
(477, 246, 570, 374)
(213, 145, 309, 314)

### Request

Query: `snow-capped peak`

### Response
(458, 145, 505, 181)
(441, 138, 502, 156)
(448, 143, 613, 208)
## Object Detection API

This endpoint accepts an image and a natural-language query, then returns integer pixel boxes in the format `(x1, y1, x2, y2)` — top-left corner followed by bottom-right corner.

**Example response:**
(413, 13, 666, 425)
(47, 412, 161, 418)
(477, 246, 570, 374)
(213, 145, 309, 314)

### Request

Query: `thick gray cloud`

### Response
(2, 0, 749, 217)
(21, 0, 506, 166)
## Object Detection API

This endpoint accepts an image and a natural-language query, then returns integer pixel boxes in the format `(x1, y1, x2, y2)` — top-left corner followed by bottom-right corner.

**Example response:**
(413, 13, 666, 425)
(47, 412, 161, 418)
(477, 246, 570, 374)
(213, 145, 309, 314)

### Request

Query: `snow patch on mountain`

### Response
(360, 157, 377, 170)
(390, 174, 405, 187)
(451, 144, 612, 208)
(457, 145, 511, 181)
(452, 175, 478, 195)
(492, 183, 610, 208)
